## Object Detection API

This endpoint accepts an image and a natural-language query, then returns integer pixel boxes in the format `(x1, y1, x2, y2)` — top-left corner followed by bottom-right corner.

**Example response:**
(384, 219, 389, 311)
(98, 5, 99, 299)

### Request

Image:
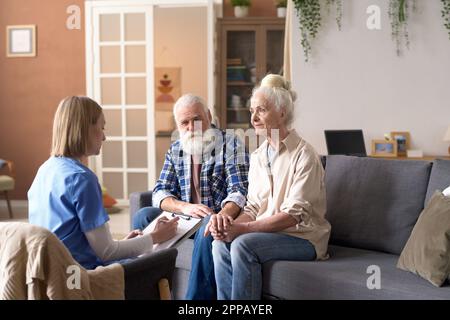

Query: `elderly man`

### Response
(209, 74, 331, 300)
(132, 93, 249, 300)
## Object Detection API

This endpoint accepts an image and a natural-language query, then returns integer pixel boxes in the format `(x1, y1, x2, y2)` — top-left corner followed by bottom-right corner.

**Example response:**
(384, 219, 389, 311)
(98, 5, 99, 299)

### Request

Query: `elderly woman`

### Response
(209, 74, 331, 300)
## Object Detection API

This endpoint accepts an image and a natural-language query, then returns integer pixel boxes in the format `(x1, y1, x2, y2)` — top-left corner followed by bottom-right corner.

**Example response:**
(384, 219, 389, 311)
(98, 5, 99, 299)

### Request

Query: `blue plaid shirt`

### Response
(153, 129, 249, 213)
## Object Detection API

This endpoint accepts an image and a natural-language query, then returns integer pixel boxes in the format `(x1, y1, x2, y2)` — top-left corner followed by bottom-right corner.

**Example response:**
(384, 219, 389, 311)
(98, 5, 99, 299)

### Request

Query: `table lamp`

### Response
(444, 125, 450, 155)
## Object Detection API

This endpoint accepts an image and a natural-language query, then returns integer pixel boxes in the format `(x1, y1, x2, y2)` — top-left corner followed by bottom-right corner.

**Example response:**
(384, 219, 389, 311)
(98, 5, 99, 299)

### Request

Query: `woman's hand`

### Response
(211, 222, 248, 242)
(204, 213, 234, 238)
(151, 216, 179, 244)
(123, 229, 143, 240)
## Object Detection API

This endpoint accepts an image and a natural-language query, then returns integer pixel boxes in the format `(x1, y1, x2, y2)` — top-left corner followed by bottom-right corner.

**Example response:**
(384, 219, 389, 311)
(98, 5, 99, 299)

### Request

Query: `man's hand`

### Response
(181, 203, 214, 218)
(204, 213, 234, 237)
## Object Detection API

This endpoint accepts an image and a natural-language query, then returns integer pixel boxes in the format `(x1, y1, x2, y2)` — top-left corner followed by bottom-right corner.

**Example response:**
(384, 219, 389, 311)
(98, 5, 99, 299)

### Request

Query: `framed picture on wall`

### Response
(155, 67, 181, 111)
(371, 140, 398, 157)
(390, 131, 410, 156)
(6, 25, 36, 57)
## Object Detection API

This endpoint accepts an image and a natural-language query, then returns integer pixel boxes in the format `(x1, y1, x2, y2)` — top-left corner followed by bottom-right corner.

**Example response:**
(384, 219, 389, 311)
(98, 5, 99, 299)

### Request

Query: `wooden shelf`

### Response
(227, 107, 249, 111)
(227, 81, 254, 86)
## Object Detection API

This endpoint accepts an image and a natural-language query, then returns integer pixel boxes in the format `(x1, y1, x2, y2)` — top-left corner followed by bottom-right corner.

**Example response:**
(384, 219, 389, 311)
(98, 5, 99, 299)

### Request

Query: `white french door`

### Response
(86, 2, 155, 203)
(85, 0, 217, 203)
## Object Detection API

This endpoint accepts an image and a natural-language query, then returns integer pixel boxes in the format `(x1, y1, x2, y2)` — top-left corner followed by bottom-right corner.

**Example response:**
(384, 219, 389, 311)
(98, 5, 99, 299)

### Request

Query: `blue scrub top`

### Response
(28, 157, 109, 269)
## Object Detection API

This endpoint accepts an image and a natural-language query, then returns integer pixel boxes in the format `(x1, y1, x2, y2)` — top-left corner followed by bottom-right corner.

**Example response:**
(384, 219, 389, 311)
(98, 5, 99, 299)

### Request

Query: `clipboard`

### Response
(143, 211, 203, 251)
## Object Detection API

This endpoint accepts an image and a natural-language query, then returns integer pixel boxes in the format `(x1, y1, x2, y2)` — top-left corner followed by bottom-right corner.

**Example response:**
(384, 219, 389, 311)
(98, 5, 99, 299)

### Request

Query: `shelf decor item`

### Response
(274, 0, 287, 18)
(371, 139, 398, 157)
(390, 131, 411, 157)
(231, 0, 251, 18)
(443, 125, 450, 155)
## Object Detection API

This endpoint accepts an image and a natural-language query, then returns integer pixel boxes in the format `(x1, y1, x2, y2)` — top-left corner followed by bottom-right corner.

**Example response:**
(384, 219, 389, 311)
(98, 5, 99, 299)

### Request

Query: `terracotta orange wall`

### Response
(223, 0, 278, 17)
(0, 0, 85, 199)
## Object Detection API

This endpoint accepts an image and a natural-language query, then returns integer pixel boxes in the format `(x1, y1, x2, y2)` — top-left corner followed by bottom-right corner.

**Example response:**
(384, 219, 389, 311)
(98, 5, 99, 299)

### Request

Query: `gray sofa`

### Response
(130, 155, 450, 299)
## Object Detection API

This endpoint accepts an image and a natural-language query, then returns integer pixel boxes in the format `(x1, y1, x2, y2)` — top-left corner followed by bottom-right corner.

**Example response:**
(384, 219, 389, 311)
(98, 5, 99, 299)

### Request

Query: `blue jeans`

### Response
(212, 232, 316, 300)
(132, 207, 162, 230)
(132, 207, 217, 300)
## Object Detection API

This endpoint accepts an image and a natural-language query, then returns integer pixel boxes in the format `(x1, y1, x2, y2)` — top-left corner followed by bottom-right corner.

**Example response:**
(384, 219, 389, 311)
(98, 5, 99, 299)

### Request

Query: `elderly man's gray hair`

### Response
(173, 94, 209, 120)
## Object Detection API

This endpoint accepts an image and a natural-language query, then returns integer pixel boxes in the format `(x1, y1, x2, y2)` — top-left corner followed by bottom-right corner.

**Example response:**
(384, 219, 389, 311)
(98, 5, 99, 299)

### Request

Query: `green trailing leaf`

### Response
(274, 0, 288, 8)
(442, 0, 450, 39)
(231, 0, 251, 7)
(325, 0, 343, 30)
(292, 0, 322, 62)
(389, 0, 415, 56)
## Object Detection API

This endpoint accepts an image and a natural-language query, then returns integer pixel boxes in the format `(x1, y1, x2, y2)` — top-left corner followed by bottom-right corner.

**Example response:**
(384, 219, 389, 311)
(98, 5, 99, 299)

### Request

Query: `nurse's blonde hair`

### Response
(51, 96, 102, 158)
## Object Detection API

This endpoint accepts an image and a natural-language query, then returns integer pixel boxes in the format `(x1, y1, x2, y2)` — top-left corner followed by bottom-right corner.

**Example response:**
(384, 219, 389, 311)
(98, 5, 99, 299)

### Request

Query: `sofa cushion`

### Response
(397, 191, 450, 287)
(263, 245, 450, 300)
(425, 159, 450, 205)
(325, 155, 432, 255)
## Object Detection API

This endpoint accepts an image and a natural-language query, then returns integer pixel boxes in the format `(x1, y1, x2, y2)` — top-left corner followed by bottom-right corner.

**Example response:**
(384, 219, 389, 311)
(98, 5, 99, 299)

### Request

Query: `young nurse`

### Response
(28, 96, 178, 269)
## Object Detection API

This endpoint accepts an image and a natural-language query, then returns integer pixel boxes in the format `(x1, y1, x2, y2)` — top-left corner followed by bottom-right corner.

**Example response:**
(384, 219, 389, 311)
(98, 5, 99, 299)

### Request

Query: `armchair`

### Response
(123, 248, 178, 300)
(0, 222, 178, 300)
(0, 160, 15, 219)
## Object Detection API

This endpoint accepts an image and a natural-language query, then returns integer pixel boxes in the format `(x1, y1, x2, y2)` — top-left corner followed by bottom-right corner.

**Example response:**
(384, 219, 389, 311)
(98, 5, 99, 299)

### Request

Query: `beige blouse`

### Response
(243, 130, 331, 260)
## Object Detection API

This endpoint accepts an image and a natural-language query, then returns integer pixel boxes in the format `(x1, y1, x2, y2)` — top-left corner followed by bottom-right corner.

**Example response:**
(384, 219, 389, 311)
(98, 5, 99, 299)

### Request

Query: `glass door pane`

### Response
(266, 30, 284, 75)
(226, 30, 255, 129)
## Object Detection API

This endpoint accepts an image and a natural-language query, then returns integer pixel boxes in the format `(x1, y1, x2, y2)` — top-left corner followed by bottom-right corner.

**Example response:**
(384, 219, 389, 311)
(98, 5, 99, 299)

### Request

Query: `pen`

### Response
(171, 212, 192, 220)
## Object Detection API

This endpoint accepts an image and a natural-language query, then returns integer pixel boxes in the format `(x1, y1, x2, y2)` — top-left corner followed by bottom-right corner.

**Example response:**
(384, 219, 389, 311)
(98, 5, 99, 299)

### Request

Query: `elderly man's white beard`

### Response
(180, 130, 215, 156)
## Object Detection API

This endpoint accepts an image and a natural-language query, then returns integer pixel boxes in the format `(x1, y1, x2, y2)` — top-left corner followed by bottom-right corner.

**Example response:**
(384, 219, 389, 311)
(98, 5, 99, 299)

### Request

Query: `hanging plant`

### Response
(325, 0, 343, 30)
(292, 0, 321, 62)
(442, 0, 450, 39)
(388, 0, 417, 56)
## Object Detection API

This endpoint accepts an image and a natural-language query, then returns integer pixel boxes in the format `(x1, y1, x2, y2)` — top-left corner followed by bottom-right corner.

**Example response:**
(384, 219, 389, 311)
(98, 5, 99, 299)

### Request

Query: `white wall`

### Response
(154, 6, 207, 99)
(154, 6, 207, 132)
(291, 0, 450, 156)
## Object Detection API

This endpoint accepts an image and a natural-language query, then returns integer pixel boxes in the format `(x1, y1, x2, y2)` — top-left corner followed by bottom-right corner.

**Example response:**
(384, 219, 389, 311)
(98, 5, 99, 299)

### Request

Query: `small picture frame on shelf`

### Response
(390, 131, 410, 156)
(371, 140, 398, 157)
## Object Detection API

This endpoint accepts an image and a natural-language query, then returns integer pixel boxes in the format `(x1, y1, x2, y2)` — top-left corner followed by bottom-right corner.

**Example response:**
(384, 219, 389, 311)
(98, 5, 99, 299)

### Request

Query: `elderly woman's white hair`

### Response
(173, 93, 209, 121)
(251, 74, 297, 127)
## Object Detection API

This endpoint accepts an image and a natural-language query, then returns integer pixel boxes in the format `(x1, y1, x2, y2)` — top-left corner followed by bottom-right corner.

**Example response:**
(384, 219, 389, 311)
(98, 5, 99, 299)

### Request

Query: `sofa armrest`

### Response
(129, 191, 153, 228)
(122, 248, 178, 300)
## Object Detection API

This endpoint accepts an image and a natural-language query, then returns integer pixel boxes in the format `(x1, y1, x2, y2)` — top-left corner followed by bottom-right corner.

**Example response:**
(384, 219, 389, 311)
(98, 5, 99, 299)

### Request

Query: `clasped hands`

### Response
(180, 203, 245, 242)
(204, 213, 245, 242)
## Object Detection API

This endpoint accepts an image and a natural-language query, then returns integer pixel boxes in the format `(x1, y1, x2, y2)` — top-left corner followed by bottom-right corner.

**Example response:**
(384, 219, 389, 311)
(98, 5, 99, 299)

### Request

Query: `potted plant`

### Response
(274, 0, 287, 18)
(231, 0, 251, 18)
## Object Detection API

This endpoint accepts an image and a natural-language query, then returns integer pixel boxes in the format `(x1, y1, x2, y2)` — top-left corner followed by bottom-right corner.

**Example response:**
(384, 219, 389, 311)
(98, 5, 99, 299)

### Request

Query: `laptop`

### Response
(324, 130, 367, 157)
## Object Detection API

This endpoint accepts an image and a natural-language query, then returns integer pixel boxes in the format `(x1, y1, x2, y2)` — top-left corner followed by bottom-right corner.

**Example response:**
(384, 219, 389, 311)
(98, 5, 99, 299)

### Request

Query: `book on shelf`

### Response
(227, 58, 242, 65)
(142, 211, 203, 251)
(227, 65, 248, 82)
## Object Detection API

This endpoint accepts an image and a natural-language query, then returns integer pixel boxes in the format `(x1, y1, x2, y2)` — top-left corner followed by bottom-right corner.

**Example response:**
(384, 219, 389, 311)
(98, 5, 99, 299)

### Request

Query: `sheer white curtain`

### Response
(283, 0, 293, 82)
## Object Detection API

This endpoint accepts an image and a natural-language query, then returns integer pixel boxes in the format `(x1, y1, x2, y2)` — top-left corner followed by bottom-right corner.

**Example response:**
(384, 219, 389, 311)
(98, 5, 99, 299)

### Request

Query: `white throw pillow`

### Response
(443, 185, 450, 197)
